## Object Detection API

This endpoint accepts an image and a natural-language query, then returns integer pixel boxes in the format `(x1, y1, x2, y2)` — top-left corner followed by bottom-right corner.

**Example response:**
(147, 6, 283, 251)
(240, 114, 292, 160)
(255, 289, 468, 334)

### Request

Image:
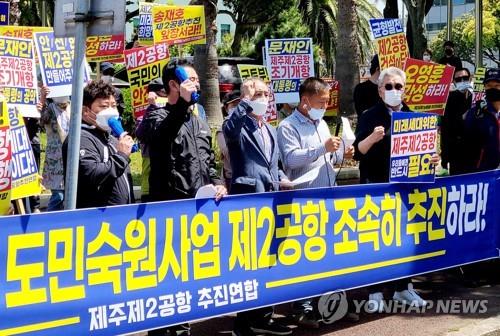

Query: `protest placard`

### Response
(390, 111, 438, 183)
(137, 2, 158, 46)
(86, 34, 125, 63)
(0, 97, 11, 214)
(369, 18, 409, 70)
(124, 43, 170, 119)
(323, 78, 340, 117)
(237, 64, 278, 125)
(0, 168, 498, 335)
(0, 26, 52, 40)
(8, 105, 41, 199)
(404, 58, 454, 115)
(34, 31, 91, 98)
(0, 2, 9, 26)
(152, 5, 206, 46)
(0, 36, 39, 118)
(265, 38, 314, 104)
(473, 67, 486, 102)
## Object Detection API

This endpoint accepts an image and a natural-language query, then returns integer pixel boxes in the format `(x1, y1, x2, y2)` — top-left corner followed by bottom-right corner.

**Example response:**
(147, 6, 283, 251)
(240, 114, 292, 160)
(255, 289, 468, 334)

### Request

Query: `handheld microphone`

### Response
(175, 66, 200, 103)
(108, 117, 139, 153)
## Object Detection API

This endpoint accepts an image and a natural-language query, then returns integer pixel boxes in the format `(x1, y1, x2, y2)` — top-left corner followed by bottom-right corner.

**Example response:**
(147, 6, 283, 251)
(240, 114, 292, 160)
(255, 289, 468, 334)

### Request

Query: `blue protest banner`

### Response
(390, 112, 438, 183)
(33, 31, 90, 98)
(369, 18, 404, 39)
(0, 2, 8, 26)
(0, 170, 498, 335)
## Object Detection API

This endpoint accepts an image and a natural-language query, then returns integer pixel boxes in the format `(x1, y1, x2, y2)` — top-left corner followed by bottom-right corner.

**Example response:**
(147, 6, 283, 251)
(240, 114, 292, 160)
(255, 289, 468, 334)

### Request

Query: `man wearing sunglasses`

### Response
(354, 67, 429, 312)
(440, 68, 474, 175)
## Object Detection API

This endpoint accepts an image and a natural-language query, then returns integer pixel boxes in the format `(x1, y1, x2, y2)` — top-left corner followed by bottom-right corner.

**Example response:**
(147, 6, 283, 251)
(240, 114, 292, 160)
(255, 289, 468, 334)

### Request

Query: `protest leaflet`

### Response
(390, 112, 438, 183)
(152, 5, 206, 46)
(473, 67, 486, 103)
(0, 36, 39, 118)
(237, 64, 278, 125)
(34, 31, 91, 98)
(8, 105, 41, 199)
(137, 2, 158, 46)
(124, 43, 170, 119)
(0, 98, 11, 215)
(265, 38, 314, 104)
(369, 18, 409, 70)
(86, 35, 125, 63)
(404, 58, 454, 115)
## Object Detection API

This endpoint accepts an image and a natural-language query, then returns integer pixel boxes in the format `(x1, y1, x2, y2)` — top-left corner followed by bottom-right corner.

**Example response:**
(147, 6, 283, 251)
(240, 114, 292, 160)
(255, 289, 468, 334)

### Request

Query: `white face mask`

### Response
(384, 90, 403, 107)
(95, 107, 119, 131)
(248, 98, 268, 116)
(101, 75, 114, 84)
(308, 107, 326, 121)
(423, 55, 431, 62)
(455, 81, 473, 92)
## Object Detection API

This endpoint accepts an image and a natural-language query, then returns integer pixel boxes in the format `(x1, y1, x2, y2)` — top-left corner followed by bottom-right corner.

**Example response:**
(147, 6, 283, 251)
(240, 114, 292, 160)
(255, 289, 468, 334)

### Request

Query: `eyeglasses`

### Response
(384, 83, 404, 90)
(454, 76, 470, 83)
(189, 77, 199, 83)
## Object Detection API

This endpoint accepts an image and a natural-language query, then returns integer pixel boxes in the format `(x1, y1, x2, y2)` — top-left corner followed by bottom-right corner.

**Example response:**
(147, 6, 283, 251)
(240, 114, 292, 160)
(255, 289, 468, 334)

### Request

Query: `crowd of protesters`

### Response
(1, 38, 498, 336)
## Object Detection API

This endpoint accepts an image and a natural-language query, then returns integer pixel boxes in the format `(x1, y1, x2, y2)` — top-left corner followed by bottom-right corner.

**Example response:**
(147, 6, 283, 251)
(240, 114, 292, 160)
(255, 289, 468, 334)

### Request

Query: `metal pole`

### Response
(41, 0, 47, 27)
(475, 0, 483, 68)
(446, 0, 453, 41)
(64, 0, 90, 210)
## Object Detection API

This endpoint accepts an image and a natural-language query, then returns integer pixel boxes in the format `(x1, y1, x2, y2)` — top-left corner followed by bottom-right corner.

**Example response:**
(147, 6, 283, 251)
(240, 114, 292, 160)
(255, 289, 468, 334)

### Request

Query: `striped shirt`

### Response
(277, 110, 343, 188)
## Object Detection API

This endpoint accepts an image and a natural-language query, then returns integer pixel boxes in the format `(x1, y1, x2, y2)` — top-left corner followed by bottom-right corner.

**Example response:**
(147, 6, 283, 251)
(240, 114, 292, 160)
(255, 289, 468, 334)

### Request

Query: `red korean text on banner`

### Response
(86, 35, 125, 63)
(404, 58, 454, 115)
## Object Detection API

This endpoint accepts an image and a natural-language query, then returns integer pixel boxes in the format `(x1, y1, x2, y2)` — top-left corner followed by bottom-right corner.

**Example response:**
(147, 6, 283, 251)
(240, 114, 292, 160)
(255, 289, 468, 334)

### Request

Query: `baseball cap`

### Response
(483, 68, 500, 84)
(223, 90, 241, 105)
(100, 62, 114, 72)
(148, 78, 165, 93)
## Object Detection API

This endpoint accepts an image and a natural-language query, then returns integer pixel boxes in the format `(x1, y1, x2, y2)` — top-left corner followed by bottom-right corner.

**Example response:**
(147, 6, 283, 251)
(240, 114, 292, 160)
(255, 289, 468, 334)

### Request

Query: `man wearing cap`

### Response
(216, 90, 241, 190)
(438, 41, 463, 70)
(463, 68, 500, 172)
(100, 62, 126, 116)
(353, 54, 382, 118)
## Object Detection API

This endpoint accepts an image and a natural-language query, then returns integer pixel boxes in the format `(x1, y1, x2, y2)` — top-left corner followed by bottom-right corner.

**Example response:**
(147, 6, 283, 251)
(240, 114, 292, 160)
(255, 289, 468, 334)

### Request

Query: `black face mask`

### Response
(444, 48, 453, 56)
(485, 88, 500, 103)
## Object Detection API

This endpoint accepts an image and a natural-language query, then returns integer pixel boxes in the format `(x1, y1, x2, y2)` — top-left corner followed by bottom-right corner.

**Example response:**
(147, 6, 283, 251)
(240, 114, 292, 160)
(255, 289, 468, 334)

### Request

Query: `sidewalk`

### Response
(131, 267, 500, 336)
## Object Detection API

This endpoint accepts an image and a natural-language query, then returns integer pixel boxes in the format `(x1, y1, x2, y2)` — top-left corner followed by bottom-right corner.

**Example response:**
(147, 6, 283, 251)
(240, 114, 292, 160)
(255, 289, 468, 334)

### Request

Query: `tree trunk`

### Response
(384, 0, 399, 18)
(8, 0, 21, 25)
(192, 0, 222, 129)
(335, 0, 360, 116)
(230, 23, 246, 56)
(403, 0, 428, 59)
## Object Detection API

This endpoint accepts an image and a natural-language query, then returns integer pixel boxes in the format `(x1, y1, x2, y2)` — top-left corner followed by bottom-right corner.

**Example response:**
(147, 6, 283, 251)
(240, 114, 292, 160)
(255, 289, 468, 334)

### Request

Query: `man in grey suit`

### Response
(223, 78, 289, 195)
(223, 78, 292, 336)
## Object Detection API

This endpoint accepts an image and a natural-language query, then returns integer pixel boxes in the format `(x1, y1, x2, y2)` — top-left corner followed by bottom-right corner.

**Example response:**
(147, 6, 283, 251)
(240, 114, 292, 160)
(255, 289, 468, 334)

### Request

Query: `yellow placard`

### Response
(152, 5, 206, 46)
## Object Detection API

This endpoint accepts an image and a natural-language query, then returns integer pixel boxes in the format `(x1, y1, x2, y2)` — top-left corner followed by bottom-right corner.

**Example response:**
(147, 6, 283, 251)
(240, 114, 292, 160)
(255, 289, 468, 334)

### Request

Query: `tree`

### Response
(402, 0, 433, 58)
(429, 0, 500, 67)
(298, 0, 380, 75)
(8, 0, 21, 25)
(220, 0, 293, 55)
(191, 0, 222, 128)
(335, 0, 360, 116)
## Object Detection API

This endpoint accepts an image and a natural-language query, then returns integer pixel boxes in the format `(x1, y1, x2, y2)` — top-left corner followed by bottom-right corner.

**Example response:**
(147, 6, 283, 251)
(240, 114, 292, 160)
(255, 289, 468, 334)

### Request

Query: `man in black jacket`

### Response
(440, 68, 474, 175)
(438, 41, 463, 70)
(144, 63, 227, 203)
(63, 80, 135, 209)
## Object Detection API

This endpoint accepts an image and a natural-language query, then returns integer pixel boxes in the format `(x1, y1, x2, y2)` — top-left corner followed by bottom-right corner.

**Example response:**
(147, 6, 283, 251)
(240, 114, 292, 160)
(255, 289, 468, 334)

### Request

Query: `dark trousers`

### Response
(235, 306, 274, 329)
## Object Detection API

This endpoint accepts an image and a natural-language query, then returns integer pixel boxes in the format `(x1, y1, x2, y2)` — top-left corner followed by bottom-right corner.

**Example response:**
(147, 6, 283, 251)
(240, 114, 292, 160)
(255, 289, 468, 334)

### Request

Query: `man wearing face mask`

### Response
(462, 68, 500, 172)
(440, 68, 474, 175)
(62, 80, 135, 209)
(223, 77, 292, 336)
(354, 67, 435, 311)
(277, 77, 354, 328)
(438, 41, 463, 70)
(41, 95, 71, 211)
(100, 62, 126, 116)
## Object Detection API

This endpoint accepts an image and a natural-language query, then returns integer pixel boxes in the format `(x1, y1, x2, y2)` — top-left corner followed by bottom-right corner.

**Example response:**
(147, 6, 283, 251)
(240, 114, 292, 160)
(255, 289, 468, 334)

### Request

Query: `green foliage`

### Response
(222, 0, 294, 27)
(429, 0, 500, 66)
(217, 33, 234, 57)
(120, 88, 136, 135)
